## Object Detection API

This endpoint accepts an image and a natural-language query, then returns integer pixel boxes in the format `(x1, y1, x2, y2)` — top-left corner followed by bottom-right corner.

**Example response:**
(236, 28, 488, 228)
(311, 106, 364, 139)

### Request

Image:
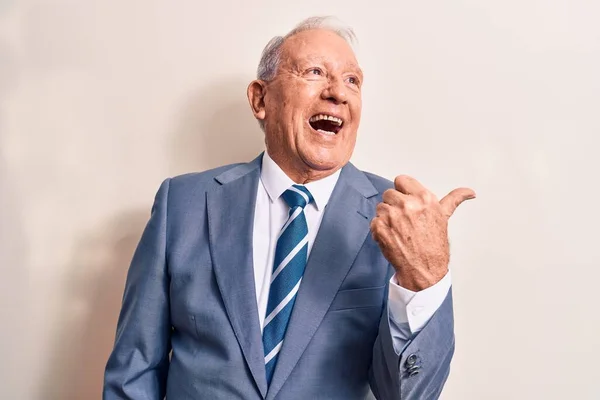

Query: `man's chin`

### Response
(299, 151, 346, 175)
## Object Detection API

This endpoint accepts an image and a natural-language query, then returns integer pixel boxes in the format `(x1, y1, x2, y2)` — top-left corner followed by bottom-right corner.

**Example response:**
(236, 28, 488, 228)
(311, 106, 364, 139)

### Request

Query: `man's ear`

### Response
(247, 80, 267, 122)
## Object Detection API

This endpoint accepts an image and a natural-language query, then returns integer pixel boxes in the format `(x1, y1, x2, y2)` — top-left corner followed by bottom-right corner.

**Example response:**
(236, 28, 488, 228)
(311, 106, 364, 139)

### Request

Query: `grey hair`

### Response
(256, 16, 358, 82)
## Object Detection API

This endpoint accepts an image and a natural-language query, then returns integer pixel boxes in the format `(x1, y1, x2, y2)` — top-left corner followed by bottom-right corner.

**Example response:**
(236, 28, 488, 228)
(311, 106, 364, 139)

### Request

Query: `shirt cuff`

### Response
(387, 270, 452, 334)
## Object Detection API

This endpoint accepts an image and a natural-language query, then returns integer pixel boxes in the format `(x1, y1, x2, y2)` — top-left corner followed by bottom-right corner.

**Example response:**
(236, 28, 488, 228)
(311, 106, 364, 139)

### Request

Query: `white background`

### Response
(1, 1, 599, 399)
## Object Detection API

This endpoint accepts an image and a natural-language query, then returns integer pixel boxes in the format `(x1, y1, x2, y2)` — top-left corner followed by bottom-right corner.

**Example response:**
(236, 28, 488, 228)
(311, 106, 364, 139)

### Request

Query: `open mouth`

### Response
(308, 114, 343, 135)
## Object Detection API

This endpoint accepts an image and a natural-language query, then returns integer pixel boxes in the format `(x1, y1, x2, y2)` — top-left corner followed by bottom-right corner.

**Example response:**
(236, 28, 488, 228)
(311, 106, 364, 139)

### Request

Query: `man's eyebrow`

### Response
(349, 63, 363, 76)
(345, 62, 364, 79)
(295, 57, 363, 77)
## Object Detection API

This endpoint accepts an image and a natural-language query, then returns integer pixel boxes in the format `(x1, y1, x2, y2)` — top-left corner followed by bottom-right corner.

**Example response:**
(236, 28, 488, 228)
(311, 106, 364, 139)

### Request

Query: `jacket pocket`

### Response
(329, 285, 385, 311)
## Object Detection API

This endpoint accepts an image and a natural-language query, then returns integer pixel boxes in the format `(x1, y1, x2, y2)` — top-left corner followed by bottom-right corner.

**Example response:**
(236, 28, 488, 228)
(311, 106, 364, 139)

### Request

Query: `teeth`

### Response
(317, 129, 336, 136)
(309, 114, 343, 126)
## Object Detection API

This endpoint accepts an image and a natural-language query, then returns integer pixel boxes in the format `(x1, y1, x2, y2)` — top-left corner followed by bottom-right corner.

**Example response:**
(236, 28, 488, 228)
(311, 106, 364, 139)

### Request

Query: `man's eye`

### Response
(347, 76, 359, 85)
(308, 68, 322, 75)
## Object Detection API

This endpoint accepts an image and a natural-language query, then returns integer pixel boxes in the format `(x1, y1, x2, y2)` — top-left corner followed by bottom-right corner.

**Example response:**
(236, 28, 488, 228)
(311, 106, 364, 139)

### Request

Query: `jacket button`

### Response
(409, 369, 420, 377)
(405, 354, 418, 367)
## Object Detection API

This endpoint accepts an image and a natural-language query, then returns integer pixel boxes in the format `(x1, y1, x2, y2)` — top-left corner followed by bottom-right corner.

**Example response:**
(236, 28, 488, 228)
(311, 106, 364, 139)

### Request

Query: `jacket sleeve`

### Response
(103, 179, 172, 400)
(369, 288, 455, 400)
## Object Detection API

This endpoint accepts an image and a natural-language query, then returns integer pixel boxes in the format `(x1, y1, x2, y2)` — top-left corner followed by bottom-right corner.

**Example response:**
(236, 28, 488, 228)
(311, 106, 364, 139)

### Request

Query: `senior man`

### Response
(103, 16, 475, 400)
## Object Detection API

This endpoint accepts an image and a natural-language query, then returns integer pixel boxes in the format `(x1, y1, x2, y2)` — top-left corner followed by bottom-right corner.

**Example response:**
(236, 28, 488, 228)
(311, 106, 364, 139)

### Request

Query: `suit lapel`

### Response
(265, 163, 378, 400)
(207, 154, 268, 398)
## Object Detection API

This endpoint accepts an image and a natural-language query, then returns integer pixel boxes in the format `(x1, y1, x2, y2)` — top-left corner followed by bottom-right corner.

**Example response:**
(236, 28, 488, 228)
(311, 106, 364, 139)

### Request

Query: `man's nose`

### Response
(321, 77, 348, 105)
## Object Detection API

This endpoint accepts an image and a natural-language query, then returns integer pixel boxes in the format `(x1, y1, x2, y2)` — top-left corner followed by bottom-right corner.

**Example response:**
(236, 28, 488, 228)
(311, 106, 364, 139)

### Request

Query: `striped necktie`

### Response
(262, 184, 314, 386)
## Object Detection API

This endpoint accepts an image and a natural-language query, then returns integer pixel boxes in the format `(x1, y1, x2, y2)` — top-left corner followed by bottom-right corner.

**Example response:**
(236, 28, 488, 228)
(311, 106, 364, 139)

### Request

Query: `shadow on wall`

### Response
(38, 78, 265, 399)
(169, 77, 265, 174)
(38, 211, 149, 400)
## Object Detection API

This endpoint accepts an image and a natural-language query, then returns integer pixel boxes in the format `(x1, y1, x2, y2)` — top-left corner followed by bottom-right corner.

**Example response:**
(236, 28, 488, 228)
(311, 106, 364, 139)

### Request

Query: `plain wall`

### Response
(1, 1, 599, 399)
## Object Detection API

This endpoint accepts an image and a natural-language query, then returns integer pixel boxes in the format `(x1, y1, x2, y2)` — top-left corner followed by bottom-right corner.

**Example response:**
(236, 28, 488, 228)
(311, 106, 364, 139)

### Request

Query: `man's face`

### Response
(250, 29, 363, 182)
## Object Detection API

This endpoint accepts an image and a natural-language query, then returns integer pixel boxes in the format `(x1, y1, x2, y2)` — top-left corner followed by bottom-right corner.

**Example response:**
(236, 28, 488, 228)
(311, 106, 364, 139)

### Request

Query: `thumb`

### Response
(440, 188, 476, 217)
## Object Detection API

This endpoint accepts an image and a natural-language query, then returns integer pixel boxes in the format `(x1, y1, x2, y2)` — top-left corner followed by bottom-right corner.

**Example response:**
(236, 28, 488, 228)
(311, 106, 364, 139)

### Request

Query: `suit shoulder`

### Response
(160, 162, 244, 200)
(361, 170, 394, 193)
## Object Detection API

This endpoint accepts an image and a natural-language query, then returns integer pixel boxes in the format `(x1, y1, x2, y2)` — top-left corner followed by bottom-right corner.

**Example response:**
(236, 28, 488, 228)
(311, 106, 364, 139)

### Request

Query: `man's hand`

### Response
(370, 175, 475, 292)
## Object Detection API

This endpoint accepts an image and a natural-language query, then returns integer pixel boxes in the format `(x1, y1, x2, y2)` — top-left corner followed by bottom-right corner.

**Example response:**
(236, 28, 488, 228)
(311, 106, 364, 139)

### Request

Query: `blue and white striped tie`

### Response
(262, 184, 314, 386)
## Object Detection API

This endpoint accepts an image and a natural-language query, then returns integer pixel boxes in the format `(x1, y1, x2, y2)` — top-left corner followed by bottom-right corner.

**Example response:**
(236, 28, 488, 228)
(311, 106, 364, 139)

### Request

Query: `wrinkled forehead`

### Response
(280, 29, 361, 72)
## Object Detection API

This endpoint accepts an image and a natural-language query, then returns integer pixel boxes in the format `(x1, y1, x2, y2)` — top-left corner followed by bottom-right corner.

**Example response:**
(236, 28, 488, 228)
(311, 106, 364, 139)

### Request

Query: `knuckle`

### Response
(374, 217, 388, 231)
(370, 217, 381, 230)
(394, 175, 409, 188)
(387, 204, 394, 213)
(421, 191, 435, 204)
(386, 205, 398, 219)
(382, 189, 395, 202)
(403, 200, 422, 213)
(380, 203, 395, 218)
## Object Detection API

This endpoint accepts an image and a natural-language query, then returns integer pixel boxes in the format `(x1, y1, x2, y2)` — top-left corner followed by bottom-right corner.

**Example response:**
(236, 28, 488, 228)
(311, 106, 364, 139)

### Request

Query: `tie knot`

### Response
(282, 184, 313, 209)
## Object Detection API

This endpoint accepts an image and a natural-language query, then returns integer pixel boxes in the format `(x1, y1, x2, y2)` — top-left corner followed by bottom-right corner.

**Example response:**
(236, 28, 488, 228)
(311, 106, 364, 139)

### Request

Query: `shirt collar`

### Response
(260, 151, 341, 211)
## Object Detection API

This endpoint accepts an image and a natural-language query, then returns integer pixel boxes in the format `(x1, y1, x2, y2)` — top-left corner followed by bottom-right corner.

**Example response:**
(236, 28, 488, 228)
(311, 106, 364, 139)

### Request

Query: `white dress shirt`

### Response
(252, 152, 452, 354)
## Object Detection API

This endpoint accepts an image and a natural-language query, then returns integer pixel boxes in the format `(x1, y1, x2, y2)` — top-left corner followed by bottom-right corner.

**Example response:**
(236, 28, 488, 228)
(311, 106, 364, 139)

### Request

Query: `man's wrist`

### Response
(394, 267, 448, 292)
